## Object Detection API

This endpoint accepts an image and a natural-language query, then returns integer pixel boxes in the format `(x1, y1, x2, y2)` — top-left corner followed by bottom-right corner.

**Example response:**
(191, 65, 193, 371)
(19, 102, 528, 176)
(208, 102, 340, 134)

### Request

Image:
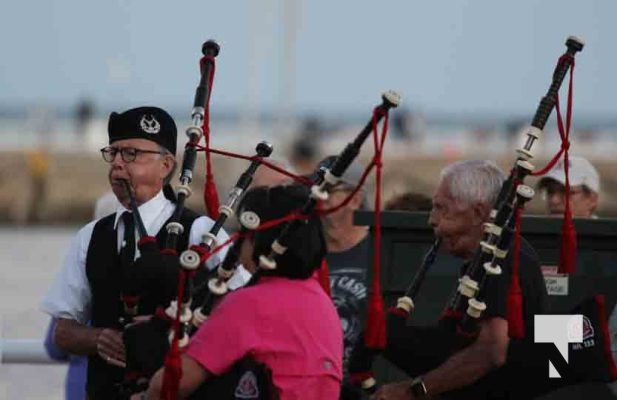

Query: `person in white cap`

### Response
(538, 156, 617, 398)
(536, 155, 600, 218)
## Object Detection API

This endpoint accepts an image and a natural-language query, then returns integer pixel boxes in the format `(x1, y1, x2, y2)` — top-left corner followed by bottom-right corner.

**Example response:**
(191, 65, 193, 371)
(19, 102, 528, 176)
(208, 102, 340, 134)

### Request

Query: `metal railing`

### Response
(0, 339, 64, 364)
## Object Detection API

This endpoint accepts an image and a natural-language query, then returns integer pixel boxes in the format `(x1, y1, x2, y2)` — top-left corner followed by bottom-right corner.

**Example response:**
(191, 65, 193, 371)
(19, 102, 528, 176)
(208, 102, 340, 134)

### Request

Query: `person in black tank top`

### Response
(40, 106, 229, 399)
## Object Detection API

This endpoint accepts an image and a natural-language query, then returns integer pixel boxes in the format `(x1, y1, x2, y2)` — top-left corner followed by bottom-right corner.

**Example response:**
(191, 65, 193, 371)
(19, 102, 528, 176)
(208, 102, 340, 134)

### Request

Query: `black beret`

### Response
(108, 106, 177, 155)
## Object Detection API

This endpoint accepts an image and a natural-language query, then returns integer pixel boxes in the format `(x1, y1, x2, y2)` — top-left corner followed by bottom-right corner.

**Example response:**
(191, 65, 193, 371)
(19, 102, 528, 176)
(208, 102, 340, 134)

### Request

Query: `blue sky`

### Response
(1, 0, 615, 117)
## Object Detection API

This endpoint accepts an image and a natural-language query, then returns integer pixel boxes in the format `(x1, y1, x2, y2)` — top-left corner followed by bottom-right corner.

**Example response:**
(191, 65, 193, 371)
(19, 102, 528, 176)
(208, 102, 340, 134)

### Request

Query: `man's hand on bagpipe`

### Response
(96, 327, 127, 369)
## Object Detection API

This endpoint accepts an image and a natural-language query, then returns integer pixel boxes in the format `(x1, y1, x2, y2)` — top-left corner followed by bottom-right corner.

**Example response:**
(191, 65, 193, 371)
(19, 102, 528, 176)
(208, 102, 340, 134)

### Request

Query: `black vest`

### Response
(85, 207, 199, 399)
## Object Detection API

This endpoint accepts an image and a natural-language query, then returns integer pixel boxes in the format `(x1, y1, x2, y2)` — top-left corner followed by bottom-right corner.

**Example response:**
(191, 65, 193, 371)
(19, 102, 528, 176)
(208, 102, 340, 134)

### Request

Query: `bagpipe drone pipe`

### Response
(114, 39, 223, 398)
(349, 35, 616, 398)
(115, 37, 403, 399)
(114, 40, 279, 399)
(178, 90, 401, 400)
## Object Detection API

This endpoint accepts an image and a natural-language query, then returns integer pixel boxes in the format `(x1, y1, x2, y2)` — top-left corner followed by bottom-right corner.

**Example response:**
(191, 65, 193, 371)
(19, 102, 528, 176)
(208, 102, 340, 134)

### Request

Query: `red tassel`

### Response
(558, 215, 577, 274)
(317, 258, 331, 297)
(387, 305, 408, 319)
(350, 371, 375, 386)
(159, 339, 182, 400)
(364, 291, 386, 349)
(204, 174, 220, 220)
(159, 268, 188, 400)
(507, 207, 525, 339)
(200, 54, 220, 220)
(362, 107, 389, 350)
(554, 58, 577, 275)
(506, 279, 524, 339)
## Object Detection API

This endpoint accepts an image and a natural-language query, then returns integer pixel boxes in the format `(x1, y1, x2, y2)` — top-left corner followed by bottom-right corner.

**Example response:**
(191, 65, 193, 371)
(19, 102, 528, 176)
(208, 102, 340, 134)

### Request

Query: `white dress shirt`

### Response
(227, 264, 253, 290)
(40, 190, 231, 324)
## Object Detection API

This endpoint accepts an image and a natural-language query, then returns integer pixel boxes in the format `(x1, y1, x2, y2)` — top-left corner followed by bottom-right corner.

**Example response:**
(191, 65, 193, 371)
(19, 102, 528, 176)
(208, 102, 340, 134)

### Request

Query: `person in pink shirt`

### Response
(146, 183, 343, 399)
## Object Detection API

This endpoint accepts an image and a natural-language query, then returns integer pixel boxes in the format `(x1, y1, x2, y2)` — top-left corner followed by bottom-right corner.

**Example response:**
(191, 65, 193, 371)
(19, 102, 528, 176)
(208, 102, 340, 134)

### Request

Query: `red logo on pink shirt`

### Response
(235, 371, 259, 399)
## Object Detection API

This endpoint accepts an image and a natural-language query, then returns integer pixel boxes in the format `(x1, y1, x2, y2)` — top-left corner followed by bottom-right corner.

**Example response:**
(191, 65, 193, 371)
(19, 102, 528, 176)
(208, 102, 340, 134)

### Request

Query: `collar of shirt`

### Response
(113, 190, 169, 230)
(111, 190, 175, 253)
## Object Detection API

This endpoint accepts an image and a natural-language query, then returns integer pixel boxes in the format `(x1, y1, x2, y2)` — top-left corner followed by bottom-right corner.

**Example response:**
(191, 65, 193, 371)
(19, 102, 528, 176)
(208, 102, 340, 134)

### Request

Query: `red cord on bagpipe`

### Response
(344, 37, 588, 397)
(529, 54, 577, 275)
(507, 206, 524, 339)
(153, 38, 399, 400)
(159, 268, 188, 399)
(196, 105, 393, 343)
(159, 46, 221, 400)
(364, 107, 390, 350)
(503, 52, 577, 340)
(200, 55, 221, 221)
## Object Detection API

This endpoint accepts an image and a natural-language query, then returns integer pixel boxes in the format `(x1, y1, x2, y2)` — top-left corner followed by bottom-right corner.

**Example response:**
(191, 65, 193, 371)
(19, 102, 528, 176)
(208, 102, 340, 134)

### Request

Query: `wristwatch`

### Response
(409, 376, 428, 399)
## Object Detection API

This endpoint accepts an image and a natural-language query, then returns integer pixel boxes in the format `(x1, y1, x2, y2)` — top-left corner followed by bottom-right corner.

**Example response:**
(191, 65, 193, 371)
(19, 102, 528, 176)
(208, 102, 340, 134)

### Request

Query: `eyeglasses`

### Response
(100, 146, 164, 163)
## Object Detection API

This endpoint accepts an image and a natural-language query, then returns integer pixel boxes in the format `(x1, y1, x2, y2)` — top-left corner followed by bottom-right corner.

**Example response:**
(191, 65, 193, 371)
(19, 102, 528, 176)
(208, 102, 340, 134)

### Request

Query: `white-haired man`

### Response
(373, 160, 547, 399)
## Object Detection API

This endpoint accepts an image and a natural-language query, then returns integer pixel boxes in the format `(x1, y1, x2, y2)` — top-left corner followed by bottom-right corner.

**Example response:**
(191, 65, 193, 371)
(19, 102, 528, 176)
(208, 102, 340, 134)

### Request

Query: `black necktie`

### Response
(120, 211, 136, 267)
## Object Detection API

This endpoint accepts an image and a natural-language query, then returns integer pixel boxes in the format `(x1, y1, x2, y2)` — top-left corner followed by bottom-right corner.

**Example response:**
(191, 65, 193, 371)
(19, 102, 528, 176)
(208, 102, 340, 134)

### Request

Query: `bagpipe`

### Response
(115, 39, 223, 398)
(186, 86, 401, 394)
(190, 139, 274, 330)
(116, 37, 403, 399)
(349, 35, 616, 399)
(114, 40, 277, 398)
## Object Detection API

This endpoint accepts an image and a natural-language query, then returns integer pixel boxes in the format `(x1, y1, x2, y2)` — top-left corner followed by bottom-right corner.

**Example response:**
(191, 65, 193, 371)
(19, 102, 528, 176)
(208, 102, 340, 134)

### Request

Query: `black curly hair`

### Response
(236, 183, 326, 280)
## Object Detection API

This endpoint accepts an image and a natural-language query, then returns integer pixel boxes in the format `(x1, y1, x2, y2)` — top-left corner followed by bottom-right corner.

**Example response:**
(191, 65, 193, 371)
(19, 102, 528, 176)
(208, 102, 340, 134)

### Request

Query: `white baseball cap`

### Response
(537, 155, 600, 193)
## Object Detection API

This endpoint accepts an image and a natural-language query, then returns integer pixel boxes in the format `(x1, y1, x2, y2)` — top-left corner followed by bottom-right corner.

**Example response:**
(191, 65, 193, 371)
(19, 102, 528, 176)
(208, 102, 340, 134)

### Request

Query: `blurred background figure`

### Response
(20, 106, 55, 224)
(536, 155, 600, 218)
(24, 147, 50, 224)
(74, 98, 95, 141)
(504, 117, 527, 149)
(390, 106, 425, 143)
(288, 115, 324, 176)
(250, 156, 296, 189)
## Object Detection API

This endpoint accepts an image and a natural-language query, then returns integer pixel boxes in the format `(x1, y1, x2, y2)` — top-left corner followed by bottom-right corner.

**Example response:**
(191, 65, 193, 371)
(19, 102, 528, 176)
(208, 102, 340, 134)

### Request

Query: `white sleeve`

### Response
(227, 264, 253, 291)
(40, 222, 95, 324)
(188, 216, 231, 271)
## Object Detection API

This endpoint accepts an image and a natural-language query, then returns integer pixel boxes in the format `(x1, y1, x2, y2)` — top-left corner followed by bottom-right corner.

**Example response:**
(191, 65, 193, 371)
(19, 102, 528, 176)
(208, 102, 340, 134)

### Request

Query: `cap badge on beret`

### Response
(140, 114, 161, 134)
